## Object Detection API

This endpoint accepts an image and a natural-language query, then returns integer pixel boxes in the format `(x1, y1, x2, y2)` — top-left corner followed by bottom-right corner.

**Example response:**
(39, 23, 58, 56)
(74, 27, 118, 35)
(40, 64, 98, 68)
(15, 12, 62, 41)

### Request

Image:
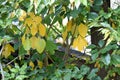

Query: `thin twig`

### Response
(0, 45, 5, 80)
(46, 53, 55, 63)
(6, 56, 18, 66)
(0, 62, 4, 80)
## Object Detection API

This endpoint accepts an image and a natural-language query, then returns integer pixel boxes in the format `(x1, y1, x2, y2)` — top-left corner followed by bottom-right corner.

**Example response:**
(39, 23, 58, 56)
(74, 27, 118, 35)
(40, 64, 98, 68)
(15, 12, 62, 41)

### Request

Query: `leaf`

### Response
(37, 60, 43, 68)
(92, 53, 99, 61)
(94, 0, 103, 6)
(67, 20, 72, 32)
(24, 18, 33, 26)
(75, 0, 81, 9)
(2, 44, 15, 58)
(62, 30, 67, 41)
(111, 55, 120, 66)
(39, 23, 46, 37)
(19, 9, 27, 21)
(46, 40, 57, 55)
(28, 12, 35, 19)
(98, 40, 105, 48)
(88, 12, 98, 20)
(29, 61, 34, 70)
(102, 54, 111, 65)
(87, 68, 98, 79)
(31, 23, 38, 36)
(77, 36, 88, 51)
(81, 0, 87, 6)
(112, 23, 116, 28)
(71, 24, 78, 36)
(72, 35, 88, 51)
(36, 37, 46, 53)
(22, 38, 31, 50)
(78, 23, 88, 37)
(30, 36, 38, 49)
(30, 36, 46, 53)
(34, 16, 42, 23)
(63, 73, 71, 80)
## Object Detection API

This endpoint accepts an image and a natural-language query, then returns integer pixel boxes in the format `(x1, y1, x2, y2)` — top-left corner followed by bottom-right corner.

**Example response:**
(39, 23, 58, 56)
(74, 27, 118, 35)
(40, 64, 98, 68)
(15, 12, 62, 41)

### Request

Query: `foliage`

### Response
(0, 0, 120, 80)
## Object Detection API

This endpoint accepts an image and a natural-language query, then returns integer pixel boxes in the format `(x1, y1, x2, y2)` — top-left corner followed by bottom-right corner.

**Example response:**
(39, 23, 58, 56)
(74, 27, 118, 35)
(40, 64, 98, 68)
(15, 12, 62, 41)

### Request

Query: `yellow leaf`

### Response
(19, 10, 27, 21)
(77, 36, 87, 51)
(25, 27, 30, 34)
(72, 36, 87, 51)
(67, 20, 72, 32)
(78, 23, 88, 37)
(37, 60, 43, 68)
(71, 24, 79, 36)
(10, 11, 15, 18)
(49, 7, 54, 14)
(72, 38, 78, 48)
(24, 18, 33, 26)
(34, 16, 42, 23)
(28, 12, 35, 19)
(7, 65, 12, 69)
(62, 30, 68, 41)
(112, 23, 116, 28)
(31, 23, 38, 36)
(2, 44, 15, 58)
(29, 61, 34, 70)
(30, 36, 46, 53)
(30, 36, 38, 49)
(112, 73, 116, 77)
(22, 34, 25, 44)
(39, 24, 46, 37)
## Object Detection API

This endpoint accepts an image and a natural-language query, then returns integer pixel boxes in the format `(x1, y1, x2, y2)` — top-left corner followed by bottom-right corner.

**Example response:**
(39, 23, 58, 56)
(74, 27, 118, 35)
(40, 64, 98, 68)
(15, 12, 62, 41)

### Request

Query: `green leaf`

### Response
(46, 40, 57, 55)
(15, 75, 28, 80)
(111, 55, 120, 66)
(92, 76, 101, 80)
(87, 68, 98, 80)
(88, 12, 98, 20)
(19, 45, 27, 56)
(34, 76, 44, 80)
(23, 38, 31, 50)
(87, 44, 96, 49)
(94, 0, 103, 6)
(55, 69, 62, 77)
(20, 63, 27, 75)
(70, 9, 79, 18)
(92, 53, 99, 61)
(10, 68, 19, 73)
(63, 73, 71, 80)
(102, 54, 111, 65)
(81, 0, 87, 6)
(75, 0, 81, 8)
(36, 38, 46, 53)
(98, 40, 105, 48)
